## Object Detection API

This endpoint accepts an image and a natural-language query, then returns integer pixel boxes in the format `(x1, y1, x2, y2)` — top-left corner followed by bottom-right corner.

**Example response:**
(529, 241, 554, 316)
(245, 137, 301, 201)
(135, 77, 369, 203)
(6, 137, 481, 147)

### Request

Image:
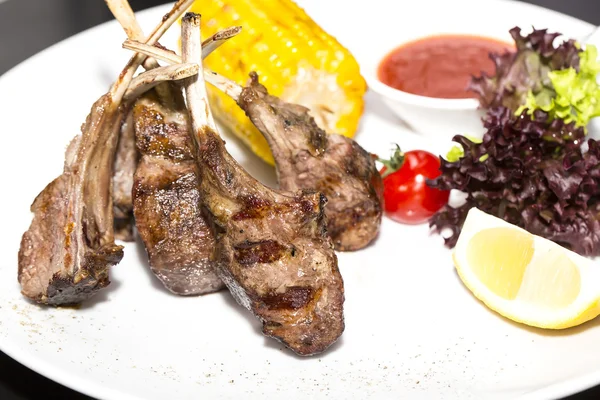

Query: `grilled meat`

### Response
(238, 73, 383, 251)
(121, 42, 383, 252)
(181, 13, 345, 355)
(132, 90, 224, 295)
(17, 0, 195, 305)
(18, 98, 125, 305)
(107, 1, 244, 295)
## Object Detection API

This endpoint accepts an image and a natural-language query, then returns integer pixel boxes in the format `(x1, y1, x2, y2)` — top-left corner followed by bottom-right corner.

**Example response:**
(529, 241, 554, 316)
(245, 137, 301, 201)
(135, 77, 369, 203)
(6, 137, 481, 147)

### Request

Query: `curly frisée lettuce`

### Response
(452, 27, 600, 162)
(469, 27, 581, 112)
(517, 45, 600, 128)
(429, 107, 600, 257)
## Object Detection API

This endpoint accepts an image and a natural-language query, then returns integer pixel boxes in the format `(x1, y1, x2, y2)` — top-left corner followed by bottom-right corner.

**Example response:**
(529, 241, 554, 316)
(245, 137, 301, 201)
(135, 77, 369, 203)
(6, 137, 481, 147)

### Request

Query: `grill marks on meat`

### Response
(18, 95, 125, 305)
(181, 13, 344, 355)
(196, 132, 344, 355)
(238, 72, 383, 251)
(260, 286, 315, 310)
(233, 239, 287, 265)
(132, 90, 223, 295)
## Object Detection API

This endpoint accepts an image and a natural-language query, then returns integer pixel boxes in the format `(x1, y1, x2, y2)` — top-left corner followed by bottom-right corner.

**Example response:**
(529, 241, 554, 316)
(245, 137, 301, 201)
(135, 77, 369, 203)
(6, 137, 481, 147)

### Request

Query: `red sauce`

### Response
(377, 35, 513, 99)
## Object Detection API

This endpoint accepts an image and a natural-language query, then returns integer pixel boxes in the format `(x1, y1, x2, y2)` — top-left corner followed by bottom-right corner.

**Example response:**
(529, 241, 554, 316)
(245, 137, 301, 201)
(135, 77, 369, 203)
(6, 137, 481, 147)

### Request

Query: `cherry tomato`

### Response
(379, 146, 449, 224)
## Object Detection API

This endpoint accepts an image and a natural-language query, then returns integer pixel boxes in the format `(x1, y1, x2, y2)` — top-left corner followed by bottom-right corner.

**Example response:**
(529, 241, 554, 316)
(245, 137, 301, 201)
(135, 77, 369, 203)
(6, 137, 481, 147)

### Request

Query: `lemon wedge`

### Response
(453, 208, 600, 329)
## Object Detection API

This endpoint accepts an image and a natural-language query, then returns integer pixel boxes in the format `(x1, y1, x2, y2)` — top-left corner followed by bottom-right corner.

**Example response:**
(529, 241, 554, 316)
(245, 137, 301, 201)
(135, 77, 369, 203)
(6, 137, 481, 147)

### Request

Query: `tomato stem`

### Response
(378, 144, 405, 178)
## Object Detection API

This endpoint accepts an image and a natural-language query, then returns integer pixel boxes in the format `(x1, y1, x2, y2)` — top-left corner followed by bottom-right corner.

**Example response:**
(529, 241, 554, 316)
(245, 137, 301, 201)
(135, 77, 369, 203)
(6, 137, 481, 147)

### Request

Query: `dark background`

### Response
(0, 0, 599, 399)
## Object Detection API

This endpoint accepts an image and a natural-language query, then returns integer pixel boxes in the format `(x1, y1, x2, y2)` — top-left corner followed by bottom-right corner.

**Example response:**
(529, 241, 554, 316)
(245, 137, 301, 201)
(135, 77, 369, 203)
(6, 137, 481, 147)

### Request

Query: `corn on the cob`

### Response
(190, 0, 367, 165)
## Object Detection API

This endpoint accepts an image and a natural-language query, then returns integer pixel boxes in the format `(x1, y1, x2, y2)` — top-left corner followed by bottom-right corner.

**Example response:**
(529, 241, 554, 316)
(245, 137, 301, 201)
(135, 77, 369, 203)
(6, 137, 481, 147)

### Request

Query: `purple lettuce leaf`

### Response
(428, 107, 600, 257)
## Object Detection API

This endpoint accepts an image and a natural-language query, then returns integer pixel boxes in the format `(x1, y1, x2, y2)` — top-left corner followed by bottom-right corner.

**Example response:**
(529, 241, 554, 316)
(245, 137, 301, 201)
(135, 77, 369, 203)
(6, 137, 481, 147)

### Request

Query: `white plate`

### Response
(1, 1, 599, 399)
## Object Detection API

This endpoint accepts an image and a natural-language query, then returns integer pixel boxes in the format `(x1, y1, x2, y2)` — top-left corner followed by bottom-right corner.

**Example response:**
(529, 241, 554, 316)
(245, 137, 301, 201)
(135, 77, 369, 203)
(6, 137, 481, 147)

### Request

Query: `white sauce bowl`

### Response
(357, 29, 515, 141)
(366, 72, 485, 140)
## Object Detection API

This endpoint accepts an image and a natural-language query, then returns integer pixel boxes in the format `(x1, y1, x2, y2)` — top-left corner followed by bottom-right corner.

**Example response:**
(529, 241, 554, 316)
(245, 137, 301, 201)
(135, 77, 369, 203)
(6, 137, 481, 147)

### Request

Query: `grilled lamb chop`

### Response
(108, 0, 241, 295)
(107, 0, 203, 244)
(132, 48, 236, 296)
(108, 0, 177, 243)
(122, 42, 383, 252)
(17, 0, 195, 306)
(180, 13, 344, 355)
(132, 91, 224, 295)
(237, 73, 383, 251)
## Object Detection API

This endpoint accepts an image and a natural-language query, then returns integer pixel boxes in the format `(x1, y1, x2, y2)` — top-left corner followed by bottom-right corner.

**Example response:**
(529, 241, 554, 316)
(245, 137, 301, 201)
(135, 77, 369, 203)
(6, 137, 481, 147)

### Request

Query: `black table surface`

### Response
(0, 0, 599, 399)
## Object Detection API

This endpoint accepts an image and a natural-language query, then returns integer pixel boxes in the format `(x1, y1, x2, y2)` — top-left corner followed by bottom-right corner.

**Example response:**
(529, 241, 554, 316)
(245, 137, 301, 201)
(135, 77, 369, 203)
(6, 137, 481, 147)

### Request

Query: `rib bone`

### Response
(106, 0, 169, 98)
(109, 0, 194, 101)
(104, 0, 153, 46)
(123, 39, 243, 99)
(122, 24, 242, 68)
(123, 62, 199, 103)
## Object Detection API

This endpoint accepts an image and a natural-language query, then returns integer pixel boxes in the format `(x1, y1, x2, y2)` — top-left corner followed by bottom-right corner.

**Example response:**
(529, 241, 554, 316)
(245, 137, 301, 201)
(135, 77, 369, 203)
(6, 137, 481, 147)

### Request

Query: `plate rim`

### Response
(0, 1, 598, 399)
